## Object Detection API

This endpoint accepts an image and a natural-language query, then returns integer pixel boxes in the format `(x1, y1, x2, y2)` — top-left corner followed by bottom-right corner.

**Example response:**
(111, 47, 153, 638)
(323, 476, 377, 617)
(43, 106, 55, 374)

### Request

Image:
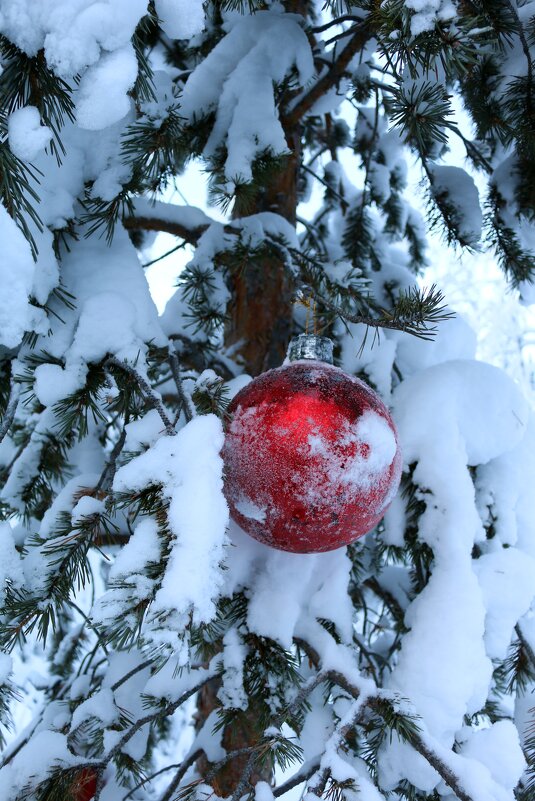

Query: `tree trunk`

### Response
(224, 0, 308, 376)
(196, 4, 306, 794)
(224, 127, 300, 376)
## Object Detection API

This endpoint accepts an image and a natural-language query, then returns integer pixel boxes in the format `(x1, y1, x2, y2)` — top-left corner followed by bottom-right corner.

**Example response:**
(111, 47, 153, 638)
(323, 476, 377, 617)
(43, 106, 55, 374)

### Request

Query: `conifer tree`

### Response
(0, 2, 534, 800)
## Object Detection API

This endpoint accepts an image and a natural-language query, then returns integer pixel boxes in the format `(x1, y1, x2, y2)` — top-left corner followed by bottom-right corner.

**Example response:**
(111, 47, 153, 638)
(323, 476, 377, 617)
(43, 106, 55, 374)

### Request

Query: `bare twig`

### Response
(123, 215, 208, 245)
(0, 382, 19, 445)
(159, 749, 204, 801)
(111, 658, 154, 692)
(310, 15, 365, 34)
(106, 357, 176, 436)
(168, 344, 196, 423)
(94, 425, 127, 494)
(122, 762, 183, 800)
(273, 759, 322, 797)
(142, 241, 187, 268)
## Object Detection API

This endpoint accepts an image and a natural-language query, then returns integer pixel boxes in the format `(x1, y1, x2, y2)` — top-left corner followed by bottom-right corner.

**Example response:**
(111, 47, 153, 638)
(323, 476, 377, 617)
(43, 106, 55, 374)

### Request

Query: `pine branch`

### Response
(327, 671, 475, 801)
(310, 284, 454, 340)
(505, 0, 535, 126)
(93, 672, 217, 800)
(284, 19, 373, 127)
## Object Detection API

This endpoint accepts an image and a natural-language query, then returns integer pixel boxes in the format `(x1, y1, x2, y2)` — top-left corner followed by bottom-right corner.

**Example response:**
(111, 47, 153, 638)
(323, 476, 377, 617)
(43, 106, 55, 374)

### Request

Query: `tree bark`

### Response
(223, 126, 300, 376)
(196, 4, 307, 795)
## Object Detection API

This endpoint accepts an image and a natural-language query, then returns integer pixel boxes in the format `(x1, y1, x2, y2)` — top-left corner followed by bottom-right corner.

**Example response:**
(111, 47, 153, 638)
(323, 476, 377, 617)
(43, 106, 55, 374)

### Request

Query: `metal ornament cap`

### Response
(287, 334, 333, 364)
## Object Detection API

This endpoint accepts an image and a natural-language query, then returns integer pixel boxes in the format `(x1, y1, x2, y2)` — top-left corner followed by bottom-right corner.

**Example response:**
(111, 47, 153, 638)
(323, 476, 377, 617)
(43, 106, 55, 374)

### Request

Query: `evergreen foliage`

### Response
(0, 2, 534, 800)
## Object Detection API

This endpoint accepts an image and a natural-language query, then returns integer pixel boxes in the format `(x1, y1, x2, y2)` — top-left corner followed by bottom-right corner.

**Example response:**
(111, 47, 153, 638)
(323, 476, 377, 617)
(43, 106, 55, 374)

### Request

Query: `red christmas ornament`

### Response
(223, 335, 402, 553)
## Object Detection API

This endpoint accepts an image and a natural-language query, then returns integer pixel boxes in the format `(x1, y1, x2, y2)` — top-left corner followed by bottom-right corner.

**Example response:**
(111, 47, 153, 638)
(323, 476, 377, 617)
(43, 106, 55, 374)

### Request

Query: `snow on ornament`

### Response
(223, 334, 402, 553)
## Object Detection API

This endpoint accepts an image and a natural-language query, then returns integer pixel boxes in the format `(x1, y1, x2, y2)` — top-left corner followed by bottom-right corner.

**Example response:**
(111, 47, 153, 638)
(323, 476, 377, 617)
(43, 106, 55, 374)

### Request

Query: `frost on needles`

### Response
(0, 2, 534, 801)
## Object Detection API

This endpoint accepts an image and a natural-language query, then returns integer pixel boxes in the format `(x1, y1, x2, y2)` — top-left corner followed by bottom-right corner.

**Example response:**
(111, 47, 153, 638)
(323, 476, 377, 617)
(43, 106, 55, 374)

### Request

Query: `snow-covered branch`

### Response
(284, 20, 373, 127)
(123, 199, 212, 245)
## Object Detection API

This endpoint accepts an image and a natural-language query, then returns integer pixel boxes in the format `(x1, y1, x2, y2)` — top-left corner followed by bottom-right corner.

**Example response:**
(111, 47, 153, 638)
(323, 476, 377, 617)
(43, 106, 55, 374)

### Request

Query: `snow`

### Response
(112, 415, 229, 654)
(0, 205, 47, 349)
(394, 314, 477, 377)
(75, 44, 138, 130)
(0, 730, 75, 798)
(32, 224, 166, 408)
(70, 495, 105, 523)
(474, 547, 535, 660)
(124, 409, 168, 451)
(459, 721, 526, 790)
(427, 164, 482, 246)
(181, 11, 314, 182)
(70, 688, 117, 731)
(349, 410, 397, 482)
(0, 0, 146, 74)
(218, 628, 248, 711)
(235, 496, 267, 523)
(8, 106, 52, 162)
(0, 523, 24, 606)
(379, 358, 532, 792)
(0, 2, 534, 797)
(155, 0, 205, 39)
(404, 0, 457, 36)
(108, 518, 161, 581)
(225, 523, 354, 649)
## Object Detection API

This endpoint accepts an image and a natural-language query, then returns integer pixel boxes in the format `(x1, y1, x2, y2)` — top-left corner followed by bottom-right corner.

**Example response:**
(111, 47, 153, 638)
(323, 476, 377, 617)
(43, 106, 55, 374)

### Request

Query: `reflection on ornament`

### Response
(223, 335, 402, 553)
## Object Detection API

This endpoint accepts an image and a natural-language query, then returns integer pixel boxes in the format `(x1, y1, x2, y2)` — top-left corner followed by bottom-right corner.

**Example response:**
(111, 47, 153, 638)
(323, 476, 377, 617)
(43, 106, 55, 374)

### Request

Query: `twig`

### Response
(64, 599, 109, 656)
(142, 241, 187, 268)
(0, 382, 19, 444)
(301, 164, 349, 211)
(310, 15, 365, 34)
(168, 344, 196, 423)
(230, 749, 258, 801)
(324, 25, 362, 47)
(159, 749, 204, 801)
(111, 658, 155, 692)
(106, 357, 176, 436)
(122, 762, 183, 800)
(273, 759, 321, 797)
(93, 674, 215, 801)
(94, 425, 127, 494)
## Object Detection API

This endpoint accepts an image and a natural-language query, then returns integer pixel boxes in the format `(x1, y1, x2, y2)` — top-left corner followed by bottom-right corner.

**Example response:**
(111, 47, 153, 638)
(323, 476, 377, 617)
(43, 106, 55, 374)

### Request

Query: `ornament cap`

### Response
(287, 334, 333, 364)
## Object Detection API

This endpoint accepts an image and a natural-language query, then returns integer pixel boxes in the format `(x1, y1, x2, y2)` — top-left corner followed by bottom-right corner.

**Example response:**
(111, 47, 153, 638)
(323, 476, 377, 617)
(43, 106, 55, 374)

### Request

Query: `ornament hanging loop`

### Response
(287, 333, 333, 364)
